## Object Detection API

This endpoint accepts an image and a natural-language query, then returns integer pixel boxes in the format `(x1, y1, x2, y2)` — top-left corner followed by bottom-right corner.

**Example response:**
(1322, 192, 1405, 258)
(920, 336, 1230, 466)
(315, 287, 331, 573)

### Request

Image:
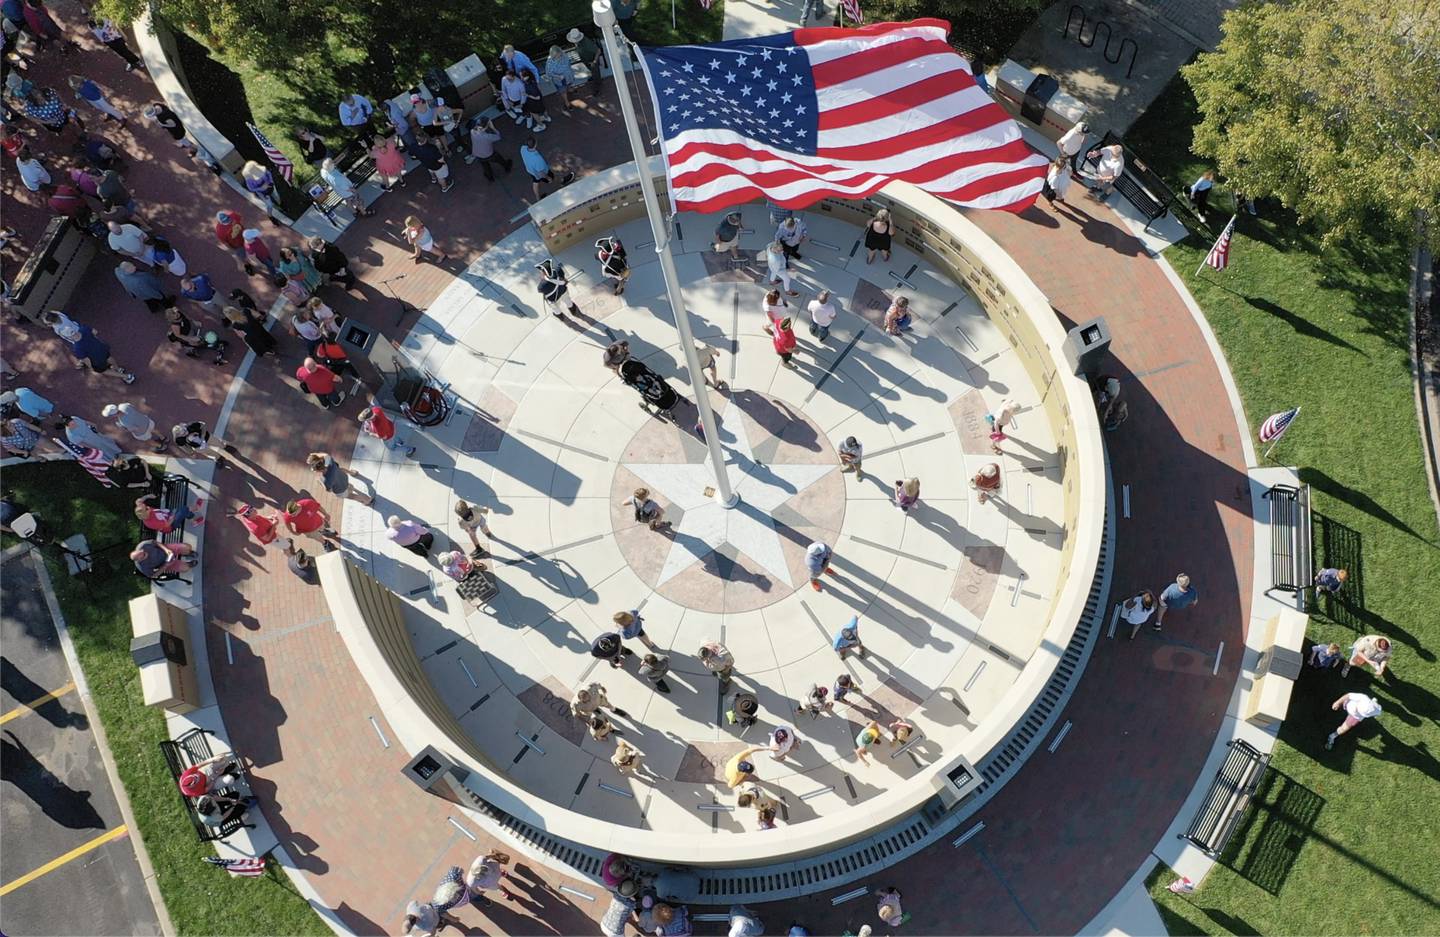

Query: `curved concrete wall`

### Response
(325, 169, 1106, 866)
(132, 12, 243, 173)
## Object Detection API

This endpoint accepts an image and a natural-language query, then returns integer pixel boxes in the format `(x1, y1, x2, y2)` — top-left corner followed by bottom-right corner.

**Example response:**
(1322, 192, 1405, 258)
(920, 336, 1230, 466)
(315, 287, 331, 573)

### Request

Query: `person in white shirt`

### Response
(1056, 121, 1088, 169)
(16, 149, 51, 192)
(106, 221, 149, 262)
(765, 241, 799, 296)
(1327, 693, 1381, 749)
(767, 725, 799, 761)
(776, 216, 808, 260)
(499, 69, 528, 126)
(1045, 154, 1073, 211)
(807, 289, 837, 341)
(1091, 144, 1124, 196)
(1121, 590, 1156, 638)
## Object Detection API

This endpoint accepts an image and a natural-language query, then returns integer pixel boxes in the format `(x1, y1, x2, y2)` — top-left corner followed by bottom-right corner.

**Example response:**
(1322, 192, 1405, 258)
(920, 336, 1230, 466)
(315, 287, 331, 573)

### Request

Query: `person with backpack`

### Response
(537, 259, 581, 317)
(596, 236, 629, 295)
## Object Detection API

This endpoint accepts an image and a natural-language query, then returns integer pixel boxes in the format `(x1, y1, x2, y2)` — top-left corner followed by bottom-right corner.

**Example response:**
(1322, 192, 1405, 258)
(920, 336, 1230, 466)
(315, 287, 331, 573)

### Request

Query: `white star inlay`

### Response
(624, 400, 833, 588)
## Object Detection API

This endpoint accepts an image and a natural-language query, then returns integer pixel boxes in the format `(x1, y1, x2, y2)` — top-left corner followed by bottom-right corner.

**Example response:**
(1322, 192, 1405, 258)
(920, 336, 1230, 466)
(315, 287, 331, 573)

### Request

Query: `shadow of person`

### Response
(1, 656, 88, 730)
(1, 729, 105, 829)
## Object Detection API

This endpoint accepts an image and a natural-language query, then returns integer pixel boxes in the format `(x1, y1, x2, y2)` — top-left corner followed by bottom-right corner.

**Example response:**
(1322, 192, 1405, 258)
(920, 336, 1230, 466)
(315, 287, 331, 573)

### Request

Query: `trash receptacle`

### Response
(1062, 316, 1111, 376)
(1020, 73, 1059, 126)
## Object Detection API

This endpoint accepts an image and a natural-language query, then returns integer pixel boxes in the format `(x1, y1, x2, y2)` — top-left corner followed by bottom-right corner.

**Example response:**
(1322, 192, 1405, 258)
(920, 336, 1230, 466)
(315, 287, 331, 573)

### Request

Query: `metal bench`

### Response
(310, 139, 379, 217)
(1180, 738, 1270, 858)
(158, 728, 254, 843)
(136, 472, 191, 549)
(1083, 132, 1176, 232)
(1263, 483, 1313, 604)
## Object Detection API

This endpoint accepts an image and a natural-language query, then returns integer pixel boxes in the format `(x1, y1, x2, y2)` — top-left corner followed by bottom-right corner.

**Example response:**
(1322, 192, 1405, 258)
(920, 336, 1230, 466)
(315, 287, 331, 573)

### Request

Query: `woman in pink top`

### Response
(369, 133, 407, 191)
(135, 493, 204, 532)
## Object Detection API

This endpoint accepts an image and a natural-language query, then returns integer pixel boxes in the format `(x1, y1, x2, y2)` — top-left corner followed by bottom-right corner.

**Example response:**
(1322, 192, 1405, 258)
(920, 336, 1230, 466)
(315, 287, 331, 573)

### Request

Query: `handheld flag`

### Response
(52, 439, 116, 487)
(203, 856, 267, 877)
(246, 123, 294, 183)
(840, 0, 864, 24)
(1198, 214, 1236, 274)
(637, 19, 1047, 214)
(1259, 406, 1299, 443)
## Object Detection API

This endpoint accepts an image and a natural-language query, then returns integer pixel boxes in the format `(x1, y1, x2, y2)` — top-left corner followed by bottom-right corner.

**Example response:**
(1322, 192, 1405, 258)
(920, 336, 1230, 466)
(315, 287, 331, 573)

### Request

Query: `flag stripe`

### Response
(810, 35, 953, 87)
(817, 68, 979, 131)
(668, 132, 1041, 183)
(796, 20, 950, 61)
(817, 98, 1016, 158)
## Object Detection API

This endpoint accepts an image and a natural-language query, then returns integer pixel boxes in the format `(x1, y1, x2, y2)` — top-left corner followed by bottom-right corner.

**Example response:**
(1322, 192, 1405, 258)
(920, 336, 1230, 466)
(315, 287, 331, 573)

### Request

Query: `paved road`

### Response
(1, 551, 161, 937)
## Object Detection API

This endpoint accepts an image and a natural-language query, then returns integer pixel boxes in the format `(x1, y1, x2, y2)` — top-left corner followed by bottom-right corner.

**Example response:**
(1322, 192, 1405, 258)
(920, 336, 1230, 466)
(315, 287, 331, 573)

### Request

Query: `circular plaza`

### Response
(324, 170, 1105, 866)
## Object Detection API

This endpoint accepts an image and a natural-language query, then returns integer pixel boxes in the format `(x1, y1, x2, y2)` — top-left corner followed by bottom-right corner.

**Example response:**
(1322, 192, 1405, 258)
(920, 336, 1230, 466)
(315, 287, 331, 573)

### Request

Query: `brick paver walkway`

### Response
(2, 8, 1252, 935)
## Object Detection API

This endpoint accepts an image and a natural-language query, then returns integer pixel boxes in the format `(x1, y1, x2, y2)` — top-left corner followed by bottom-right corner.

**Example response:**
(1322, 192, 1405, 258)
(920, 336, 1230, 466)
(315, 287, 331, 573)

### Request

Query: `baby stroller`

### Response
(620, 359, 679, 421)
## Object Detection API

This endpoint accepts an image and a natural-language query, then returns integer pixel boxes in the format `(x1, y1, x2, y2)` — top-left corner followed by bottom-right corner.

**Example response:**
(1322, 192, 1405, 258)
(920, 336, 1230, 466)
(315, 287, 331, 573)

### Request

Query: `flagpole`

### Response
(1262, 406, 1299, 461)
(593, 0, 738, 508)
(1196, 214, 1236, 277)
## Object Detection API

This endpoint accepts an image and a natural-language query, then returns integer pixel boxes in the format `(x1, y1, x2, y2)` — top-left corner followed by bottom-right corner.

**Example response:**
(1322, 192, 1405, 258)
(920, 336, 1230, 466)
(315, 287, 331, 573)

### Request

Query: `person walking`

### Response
(88, 17, 143, 70)
(970, 462, 1002, 503)
(519, 136, 575, 200)
(1314, 567, 1348, 597)
(360, 403, 416, 457)
(613, 610, 660, 651)
(893, 477, 921, 512)
(807, 290, 837, 341)
(403, 214, 449, 264)
(693, 341, 723, 389)
(2, 387, 54, 422)
(864, 208, 892, 264)
(171, 420, 238, 462)
(805, 540, 835, 592)
(242, 228, 278, 277)
(537, 260, 582, 317)
(114, 261, 177, 313)
(466, 853, 515, 904)
(370, 132, 407, 192)
(1154, 574, 1198, 630)
(639, 653, 671, 693)
(611, 738, 643, 775)
(1044, 154, 1073, 211)
(1121, 589, 1157, 639)
(1343, 635, 1392, 678)
(544, 46, 576, 114)
(987, 398, 1019, 454)
(1187, 169, 1216, 221)
(223, 305, 277, 357)
(50, 315, 136, 382)
(776, 215, 808, 261)
(622, 487, 667, 530)
(282, 497, 337, 548)
(409, 132, 454, 192)
(228, 503, 281, 549)
(764, 316, 798, 368)
(296, 357, 343, 409)
(1326, 692, 1382, 750)
(833, 617, 865, 660)
(144, 102, 198, 156)
(570, 682, 626, 719)
(591, 631, 633, 669)
(102, 401, 167, 451)
(765, 240, 800, 296)
(853, 720, 884, 765)
(307, 451, 374, 506)
(700, 640, 735, 691)
(467, 117, 513, 181)
(386, 515, 435, 556)
(453, 500, 492, 553)
(713, 210, 742, 255)
(883, 296, 913, 335)
(320, 157, 374, 217)
(838, 435, 863, 479)
(67, 75, 125, 124)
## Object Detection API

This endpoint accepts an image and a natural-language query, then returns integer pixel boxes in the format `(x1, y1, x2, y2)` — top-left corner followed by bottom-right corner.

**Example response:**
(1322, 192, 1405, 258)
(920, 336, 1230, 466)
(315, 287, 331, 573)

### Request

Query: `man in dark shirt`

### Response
(307, 237, 357, 290)
(410, 133, 452, 192)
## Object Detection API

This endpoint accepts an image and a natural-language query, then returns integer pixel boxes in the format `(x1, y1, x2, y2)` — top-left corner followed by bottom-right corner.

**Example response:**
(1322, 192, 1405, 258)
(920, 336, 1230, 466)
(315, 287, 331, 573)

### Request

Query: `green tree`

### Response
(1183, 0, 1440, 249)
(859, 0, 1046, 63)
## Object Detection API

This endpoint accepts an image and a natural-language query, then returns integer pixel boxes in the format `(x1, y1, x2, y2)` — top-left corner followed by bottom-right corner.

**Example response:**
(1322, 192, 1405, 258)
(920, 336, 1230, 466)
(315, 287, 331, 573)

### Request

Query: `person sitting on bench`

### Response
(194, 790, 257, 830)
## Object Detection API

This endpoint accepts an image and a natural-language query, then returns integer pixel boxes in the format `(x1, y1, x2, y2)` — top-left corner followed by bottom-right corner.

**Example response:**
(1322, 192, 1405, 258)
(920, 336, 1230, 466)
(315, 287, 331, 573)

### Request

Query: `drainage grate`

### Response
(455, 466, 1116, 905)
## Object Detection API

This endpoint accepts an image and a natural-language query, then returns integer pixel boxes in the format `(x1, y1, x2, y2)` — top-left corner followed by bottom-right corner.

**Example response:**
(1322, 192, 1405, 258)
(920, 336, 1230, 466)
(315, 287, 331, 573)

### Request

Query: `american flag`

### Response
(1259, 406, 1299, 443)
(53, 439, 116, 487)
(1204, 214, 1236, 270)
(638, 19, 1047, 214)
(203, 856, 267, 877)
(840, 0, 864, 24)
(246, 122, 294, 183)
(698, 0, 713, 9)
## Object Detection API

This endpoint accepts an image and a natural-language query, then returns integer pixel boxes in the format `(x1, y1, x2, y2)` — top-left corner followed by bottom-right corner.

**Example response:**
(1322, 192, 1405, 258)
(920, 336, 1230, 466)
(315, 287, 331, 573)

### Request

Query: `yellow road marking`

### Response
(0, 824, 129, 896)
(0, 681, 77, 725)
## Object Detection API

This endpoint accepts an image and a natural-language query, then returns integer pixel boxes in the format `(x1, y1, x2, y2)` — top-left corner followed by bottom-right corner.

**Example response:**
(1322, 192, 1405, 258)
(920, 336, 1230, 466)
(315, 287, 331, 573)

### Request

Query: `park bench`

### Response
(158, 728, 254, 843)
(1180, 738, 1270, 858)
(135, 472, 193, 585)
(1083, 132, 1175, 233)
(1263, 483, 1313, 602)
(310, 139, 379, 219)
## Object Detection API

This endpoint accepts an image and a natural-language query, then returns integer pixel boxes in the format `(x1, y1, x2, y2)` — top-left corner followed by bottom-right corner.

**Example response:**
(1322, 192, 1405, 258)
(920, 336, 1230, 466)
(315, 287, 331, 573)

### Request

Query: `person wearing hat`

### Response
(1057, 120, 1089, 170)
(466, 852, 514, 903)
(724, 744, 766, 789)
(726, 690, 759, 729)
(854, 720, 884, 765)
(178, 754, 240, 799)
(970, 462, 1002, 503)
(591, 631, 633, 669)
(569, 28, 604, 95)
(833, 616, 865, 660)
(241, 228, 278, 277)
(805, 540, 835, 592)
(213, 210, 254, 274)
(102, 401, 167, 451)
(713, 211, 743, 255)
(768, 724, 799, 761)
(538, 259, 582, 317)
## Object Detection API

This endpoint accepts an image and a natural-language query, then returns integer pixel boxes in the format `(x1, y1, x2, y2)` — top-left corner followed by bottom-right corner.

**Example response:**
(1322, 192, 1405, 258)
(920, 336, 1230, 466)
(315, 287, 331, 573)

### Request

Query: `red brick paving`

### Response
(2, 12, 1252, 935)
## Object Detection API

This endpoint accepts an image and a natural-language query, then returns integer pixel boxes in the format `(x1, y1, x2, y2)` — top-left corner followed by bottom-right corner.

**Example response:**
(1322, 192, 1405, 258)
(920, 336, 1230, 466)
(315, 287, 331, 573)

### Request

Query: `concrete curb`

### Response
(1407, 232, 1440, 532)
(26, 547, 178, 937)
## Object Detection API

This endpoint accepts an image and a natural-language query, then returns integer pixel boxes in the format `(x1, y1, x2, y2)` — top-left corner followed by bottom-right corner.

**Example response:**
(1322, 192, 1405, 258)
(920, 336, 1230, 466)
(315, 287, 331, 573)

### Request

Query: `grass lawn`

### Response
(2, 461, 326, 937)
(171, 0, 725, 188)
(1123, 78, 1440, 935)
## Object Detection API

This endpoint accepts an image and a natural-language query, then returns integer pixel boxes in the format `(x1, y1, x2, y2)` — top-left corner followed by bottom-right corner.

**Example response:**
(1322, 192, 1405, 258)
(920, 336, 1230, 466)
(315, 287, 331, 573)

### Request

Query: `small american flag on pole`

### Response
(246, 122, 294, 183)
(1200, 214, 1236, 272)
(698, 0, 713, 9)
(53, 439, 116, 487)
(638, 19, 1047, 214)
(840, 0, 864, 24)
(203, 856, 268, 877)
(1259, 406, 1299, 443)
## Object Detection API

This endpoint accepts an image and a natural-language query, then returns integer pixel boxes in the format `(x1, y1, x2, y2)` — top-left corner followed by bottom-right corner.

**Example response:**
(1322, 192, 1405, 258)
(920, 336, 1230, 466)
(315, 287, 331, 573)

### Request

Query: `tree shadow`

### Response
(0, 729, 106, 830)
(1301, 467, 1434, 545)
(1242, 296, 1366, 357)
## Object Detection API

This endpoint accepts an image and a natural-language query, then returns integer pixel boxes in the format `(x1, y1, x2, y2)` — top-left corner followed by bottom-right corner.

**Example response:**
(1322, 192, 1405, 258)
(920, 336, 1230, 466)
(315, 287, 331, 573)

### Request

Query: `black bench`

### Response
(310, 139, 380, 217)
(1083, 132, 1176, 232)
(134, 473, 194, 585)
(1180, 738, 1270, 858)
(1263, 483, 1313, 602)
(159, 728, 255, 843)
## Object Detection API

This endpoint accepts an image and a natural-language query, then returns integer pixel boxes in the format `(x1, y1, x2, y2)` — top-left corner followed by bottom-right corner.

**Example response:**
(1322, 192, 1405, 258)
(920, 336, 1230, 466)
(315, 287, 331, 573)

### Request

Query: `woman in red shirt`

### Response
(229, 504, 281, 549)
(359, 404, 416, 457)
(214, 210, 253, 274)
(282, 498, 336, 545)
(135, 493, 204, 532)
(765, 317, 798, 368)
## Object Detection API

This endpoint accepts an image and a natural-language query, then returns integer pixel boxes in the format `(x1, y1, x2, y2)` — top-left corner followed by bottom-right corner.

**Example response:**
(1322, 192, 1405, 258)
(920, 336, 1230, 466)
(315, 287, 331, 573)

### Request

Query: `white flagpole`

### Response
(1262, 406, 1299, 461)
(593, 0, 738, 508)
(1195, 214, 1236, 277)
